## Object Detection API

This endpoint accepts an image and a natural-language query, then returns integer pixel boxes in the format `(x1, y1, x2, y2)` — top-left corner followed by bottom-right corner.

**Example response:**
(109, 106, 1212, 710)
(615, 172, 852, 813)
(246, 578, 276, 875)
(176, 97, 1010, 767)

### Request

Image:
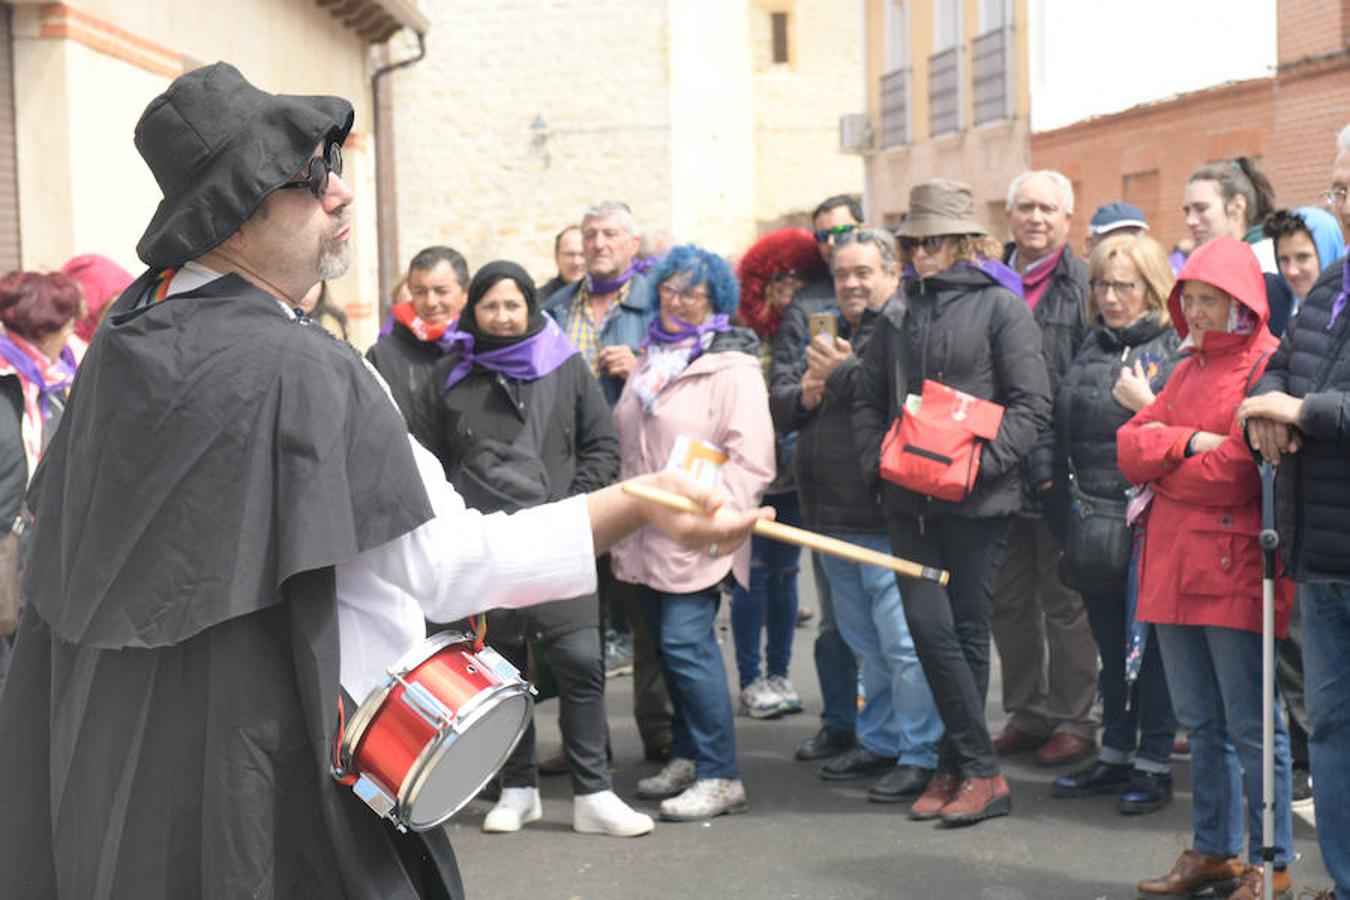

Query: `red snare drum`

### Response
(336, 632, 533, 831)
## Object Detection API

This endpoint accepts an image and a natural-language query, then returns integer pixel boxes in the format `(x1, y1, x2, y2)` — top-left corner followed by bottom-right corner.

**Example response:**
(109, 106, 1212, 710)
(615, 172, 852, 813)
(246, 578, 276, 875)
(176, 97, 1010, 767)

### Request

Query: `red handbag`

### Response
(880, 380, 1005, 502)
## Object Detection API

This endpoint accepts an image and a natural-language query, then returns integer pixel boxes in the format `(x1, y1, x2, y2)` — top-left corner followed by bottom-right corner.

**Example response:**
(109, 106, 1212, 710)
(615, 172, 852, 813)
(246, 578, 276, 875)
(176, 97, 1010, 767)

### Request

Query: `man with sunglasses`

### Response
(0, 63, 766, 900)
(768, 193, 866, 764)
(988, 170, 1098, 770)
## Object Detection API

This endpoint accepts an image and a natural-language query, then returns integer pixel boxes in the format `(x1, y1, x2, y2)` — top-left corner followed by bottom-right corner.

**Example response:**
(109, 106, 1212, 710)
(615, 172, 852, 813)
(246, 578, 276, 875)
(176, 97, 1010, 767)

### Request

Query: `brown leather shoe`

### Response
(908, 772, 960, 821)
(938, 774, 1011, 827)
(1137, 849, 1243, 896)
(1033, 731, 1097, 767)
(992, 723, 1048, 755)
(1227, 864, 1292, 899)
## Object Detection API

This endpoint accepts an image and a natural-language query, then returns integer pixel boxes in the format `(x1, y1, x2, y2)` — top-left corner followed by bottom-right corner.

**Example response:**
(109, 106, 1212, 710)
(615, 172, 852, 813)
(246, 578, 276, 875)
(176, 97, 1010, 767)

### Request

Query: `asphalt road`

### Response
(441, 560, 1331, 900)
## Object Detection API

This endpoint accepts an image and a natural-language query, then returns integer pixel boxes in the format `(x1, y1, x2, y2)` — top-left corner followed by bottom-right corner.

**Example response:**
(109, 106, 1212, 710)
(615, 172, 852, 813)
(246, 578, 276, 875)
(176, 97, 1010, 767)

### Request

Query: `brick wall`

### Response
(1277, 0, 1346, 63)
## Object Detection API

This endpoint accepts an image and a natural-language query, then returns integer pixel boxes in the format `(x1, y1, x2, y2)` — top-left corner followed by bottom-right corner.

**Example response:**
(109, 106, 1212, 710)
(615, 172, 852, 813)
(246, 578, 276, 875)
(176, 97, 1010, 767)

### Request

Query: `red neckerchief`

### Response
(1020, 244, 1065, 310)
(391, 301, 453, 343)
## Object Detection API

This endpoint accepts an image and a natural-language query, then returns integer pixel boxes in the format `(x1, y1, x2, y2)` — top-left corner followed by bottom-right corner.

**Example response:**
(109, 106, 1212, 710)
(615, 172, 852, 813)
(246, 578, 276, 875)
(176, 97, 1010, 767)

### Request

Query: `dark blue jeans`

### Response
(730, 491, 801, 689)
(1081, 587, 1176, 772)
(641, 585, 739, 780)
(811, 551, 859, 734)
(1301, 581, 1350, 897)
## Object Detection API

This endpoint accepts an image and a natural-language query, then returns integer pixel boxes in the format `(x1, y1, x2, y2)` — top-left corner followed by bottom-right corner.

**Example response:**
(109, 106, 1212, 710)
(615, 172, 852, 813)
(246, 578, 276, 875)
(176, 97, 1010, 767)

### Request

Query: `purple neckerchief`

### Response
(586, 263, 637, 296)
(641, 313, 732, 361)
(970, 258, 1024, 298)
(1328, 254, 1349, 330)
(0, 333, 77, 416)
(902, 260, 1025, 298)
(632, 255, 658, 276)
(441, 317, 579, 393)
(378, 311, 460, 353)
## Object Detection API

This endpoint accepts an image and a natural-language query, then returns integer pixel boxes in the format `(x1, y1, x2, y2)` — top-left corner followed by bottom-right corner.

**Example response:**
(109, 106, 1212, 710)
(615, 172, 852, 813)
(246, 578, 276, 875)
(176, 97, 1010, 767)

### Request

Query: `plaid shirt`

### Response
(564, 279, 633, 377)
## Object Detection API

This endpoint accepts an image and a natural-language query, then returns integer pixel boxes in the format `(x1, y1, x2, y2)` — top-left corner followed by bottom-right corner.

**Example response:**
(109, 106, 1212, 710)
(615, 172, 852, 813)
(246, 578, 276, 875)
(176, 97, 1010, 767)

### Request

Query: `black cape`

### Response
(0, 271, 464, 899)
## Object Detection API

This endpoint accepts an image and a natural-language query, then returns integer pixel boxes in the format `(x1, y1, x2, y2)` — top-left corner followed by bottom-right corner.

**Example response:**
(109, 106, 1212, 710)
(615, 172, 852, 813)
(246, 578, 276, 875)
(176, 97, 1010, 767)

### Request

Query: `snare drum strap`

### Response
(331, 692, 358, 786)
(469, 615, 487, 652)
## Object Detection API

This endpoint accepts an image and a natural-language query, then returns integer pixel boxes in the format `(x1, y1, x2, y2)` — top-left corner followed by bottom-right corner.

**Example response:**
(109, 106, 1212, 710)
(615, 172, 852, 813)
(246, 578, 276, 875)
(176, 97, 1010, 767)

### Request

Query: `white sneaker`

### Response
(739, 677, 783, 719)
(482, 786, 542, 833)
(573, 790, 655, 837)
(659, 778, 748, 822)
(766, 675, 803, 715)
(635, 757, 696, 799)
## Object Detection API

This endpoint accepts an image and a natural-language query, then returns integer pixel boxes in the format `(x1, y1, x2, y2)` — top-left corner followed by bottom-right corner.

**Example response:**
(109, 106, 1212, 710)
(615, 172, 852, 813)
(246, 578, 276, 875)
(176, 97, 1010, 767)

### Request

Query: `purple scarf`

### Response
(0, 332, 77, 417)
(641, 313, 732, 360)
(441, 316, 579, 393)
(586, 263, 638, 296)
(1328, 254, 1349, 330)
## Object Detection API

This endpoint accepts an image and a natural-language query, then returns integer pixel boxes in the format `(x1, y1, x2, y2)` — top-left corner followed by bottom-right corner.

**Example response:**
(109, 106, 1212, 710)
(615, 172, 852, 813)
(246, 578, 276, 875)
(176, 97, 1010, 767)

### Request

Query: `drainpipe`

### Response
(372, 29, 426, 323)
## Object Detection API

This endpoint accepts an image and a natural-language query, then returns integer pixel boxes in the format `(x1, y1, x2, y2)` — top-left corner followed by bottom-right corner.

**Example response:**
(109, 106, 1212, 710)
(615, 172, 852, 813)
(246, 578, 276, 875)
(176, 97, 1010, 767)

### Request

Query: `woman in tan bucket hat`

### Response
(855, 178, 1052, 826)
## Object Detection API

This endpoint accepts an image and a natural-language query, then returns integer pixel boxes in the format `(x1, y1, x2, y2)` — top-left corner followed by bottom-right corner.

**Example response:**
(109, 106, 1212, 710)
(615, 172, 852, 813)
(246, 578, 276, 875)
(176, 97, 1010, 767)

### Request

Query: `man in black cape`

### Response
(0, 63, 765, 900)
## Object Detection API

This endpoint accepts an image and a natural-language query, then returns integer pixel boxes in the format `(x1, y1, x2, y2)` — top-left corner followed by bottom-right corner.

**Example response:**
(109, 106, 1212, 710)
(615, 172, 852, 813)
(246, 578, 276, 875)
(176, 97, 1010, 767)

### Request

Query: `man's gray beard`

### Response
(318, 242, 351, 280)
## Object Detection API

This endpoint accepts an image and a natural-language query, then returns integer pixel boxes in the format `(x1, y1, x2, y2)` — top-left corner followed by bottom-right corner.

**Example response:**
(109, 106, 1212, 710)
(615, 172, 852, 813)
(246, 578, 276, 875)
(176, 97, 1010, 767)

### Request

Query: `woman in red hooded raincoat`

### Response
(1117, 236, 1295, 899)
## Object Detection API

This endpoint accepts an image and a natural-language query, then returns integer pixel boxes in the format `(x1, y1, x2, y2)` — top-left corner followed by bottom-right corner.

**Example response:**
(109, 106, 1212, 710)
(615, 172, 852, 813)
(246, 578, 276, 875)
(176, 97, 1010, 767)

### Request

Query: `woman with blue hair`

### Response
(610, 245, 775, 821)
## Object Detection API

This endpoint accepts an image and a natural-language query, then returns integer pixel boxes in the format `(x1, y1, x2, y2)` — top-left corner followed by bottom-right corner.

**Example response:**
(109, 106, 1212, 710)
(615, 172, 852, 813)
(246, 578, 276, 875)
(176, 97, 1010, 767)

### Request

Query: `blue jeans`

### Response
(811, 551, 859, 734)
(641, 586, 739, 780)
(1301, 581, 1350, 898)
(820, 531, 941, 769)
(1081, 588, 1175, 772)
(1154, 623, 1293, 866)
(730, 492, 801, 689)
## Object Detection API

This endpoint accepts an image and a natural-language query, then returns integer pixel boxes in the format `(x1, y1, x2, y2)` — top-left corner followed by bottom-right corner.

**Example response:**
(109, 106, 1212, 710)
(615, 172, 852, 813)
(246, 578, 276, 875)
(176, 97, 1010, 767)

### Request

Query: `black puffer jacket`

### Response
(409, 352, 619, 642)
(770, 303, 884, 533)
(1004, 243, 1090, 506)
(1252, 262, 1350, 581)
(365, 321, 447, 423)
(854, 264, 1052, 521)
(1051, 314, 1180, 589)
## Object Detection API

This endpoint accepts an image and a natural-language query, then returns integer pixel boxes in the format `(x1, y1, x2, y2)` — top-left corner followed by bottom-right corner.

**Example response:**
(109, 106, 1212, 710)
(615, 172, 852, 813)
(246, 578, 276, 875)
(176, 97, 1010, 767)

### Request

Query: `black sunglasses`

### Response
(814, 224, 858, 244)
(898, 235, 949, 255)
(277, 141, 343, 200)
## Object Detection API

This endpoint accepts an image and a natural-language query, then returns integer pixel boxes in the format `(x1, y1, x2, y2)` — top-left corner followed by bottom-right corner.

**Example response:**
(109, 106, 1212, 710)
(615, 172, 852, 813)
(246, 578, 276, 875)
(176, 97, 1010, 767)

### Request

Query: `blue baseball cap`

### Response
(1089, 202, 1149, 236)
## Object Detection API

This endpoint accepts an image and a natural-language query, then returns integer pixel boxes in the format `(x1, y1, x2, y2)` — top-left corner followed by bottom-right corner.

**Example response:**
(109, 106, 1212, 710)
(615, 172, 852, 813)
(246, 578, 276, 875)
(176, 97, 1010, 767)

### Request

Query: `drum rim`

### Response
(398, 681, 535, 831)
(340, 630, 474, 759)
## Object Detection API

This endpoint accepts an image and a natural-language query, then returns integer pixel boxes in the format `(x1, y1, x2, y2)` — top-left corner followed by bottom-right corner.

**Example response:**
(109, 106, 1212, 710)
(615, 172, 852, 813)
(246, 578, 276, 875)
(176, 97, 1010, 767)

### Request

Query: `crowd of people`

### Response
(0, 62, 1346, 900)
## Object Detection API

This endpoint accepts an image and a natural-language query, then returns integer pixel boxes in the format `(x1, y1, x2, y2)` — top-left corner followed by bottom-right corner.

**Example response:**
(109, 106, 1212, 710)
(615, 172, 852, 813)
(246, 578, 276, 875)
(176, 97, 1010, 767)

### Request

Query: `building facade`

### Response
(858, 0, 1343, 255)
(386, 0, 863, 283)
(1, 0, 424, 347)
(857, 0, 1031, 239)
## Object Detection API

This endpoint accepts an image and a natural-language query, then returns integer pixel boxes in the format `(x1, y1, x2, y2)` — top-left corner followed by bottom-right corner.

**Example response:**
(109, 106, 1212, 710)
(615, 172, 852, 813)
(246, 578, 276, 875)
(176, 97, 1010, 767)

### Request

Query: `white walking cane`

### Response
(1257, 459, 1280, 900)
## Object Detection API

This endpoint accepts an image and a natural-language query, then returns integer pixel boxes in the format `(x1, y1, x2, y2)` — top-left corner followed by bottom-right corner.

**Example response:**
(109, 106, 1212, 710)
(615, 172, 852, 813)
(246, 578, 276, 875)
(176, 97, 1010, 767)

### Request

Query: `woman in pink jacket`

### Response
(611, 245, 775, 823)
(1117, 236, 1294, 900)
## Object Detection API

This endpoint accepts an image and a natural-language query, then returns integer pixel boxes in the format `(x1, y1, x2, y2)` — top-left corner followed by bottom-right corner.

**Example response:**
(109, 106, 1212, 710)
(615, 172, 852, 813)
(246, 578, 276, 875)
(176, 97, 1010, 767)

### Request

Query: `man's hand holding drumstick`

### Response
(587, 469, 775, 558)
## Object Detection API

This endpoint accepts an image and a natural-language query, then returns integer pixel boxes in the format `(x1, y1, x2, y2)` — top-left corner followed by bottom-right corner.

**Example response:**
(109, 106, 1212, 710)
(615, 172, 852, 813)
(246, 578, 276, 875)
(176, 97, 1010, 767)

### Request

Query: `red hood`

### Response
(62, 253, 134, 342)
(1166, 236, 1269, 344)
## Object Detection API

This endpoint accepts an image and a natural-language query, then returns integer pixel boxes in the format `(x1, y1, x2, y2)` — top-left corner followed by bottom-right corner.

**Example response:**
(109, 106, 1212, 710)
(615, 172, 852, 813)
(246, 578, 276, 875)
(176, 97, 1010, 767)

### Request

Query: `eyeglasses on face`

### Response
(769, 269, 806, 284)
(814, 224, 858, 244)
(1321, 186, 1349, 207)
(1090, 278, 1139, 296)
(658, 281, 710, 303)
(898, 235, 948, 255)
(277, 140, 344, 200)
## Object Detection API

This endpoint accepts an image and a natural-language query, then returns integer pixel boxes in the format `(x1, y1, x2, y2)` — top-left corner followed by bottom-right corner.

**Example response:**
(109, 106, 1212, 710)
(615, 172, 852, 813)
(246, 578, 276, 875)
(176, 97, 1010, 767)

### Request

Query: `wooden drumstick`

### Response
(621, 482, 950, 586)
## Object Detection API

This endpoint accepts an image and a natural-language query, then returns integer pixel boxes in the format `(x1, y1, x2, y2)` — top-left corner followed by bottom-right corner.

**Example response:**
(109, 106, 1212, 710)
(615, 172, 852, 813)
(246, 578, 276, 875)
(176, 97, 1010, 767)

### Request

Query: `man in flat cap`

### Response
(0, 63, 763, 900)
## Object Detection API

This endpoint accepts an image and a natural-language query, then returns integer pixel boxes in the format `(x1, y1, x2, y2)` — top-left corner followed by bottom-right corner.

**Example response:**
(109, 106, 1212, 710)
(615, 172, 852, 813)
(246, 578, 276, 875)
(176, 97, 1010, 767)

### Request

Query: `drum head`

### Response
(404, 687, 533, 830)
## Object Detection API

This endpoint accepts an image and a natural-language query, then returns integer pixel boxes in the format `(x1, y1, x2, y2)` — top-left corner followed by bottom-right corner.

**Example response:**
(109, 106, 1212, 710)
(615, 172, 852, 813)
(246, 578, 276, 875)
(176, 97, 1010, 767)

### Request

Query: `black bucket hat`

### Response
(134, 62, 354, 268)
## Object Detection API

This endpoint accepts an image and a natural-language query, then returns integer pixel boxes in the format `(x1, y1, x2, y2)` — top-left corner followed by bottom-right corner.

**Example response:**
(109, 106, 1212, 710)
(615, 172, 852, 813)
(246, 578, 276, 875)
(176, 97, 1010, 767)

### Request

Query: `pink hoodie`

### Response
(610, 345, 775, 593)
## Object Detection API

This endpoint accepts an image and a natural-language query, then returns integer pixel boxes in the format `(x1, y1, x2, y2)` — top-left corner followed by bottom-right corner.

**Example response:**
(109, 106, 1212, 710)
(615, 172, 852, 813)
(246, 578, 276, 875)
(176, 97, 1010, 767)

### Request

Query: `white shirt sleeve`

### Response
(341, 434, 598, 623)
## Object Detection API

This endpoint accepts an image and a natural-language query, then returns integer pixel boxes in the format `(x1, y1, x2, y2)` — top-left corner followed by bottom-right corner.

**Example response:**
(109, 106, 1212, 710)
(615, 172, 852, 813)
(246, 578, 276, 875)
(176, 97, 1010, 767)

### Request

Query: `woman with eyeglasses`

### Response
(855, 179, 1052, 827)
(611, 245, 774, 822)
(729, 228, 827, 719)
(1047, 233, 1181, 815)
(1118, 237, 1294, 899)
